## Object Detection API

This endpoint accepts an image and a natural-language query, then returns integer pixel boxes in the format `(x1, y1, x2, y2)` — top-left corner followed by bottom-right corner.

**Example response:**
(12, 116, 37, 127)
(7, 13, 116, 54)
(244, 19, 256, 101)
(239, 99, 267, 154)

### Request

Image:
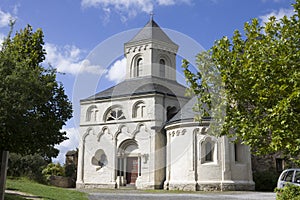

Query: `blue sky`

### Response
(0, 0, 296, 163)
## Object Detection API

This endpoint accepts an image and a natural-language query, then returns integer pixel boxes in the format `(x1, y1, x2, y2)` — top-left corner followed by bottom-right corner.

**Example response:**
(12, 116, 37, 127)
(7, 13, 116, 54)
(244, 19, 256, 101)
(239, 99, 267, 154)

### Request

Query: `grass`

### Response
(5, 177, 88, 200)
(4, 194, 26, 200)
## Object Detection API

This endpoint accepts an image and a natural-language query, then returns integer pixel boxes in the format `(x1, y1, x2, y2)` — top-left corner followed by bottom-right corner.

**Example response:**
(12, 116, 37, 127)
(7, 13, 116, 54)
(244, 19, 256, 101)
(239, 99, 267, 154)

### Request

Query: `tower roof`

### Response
(126, 19, 177, 45)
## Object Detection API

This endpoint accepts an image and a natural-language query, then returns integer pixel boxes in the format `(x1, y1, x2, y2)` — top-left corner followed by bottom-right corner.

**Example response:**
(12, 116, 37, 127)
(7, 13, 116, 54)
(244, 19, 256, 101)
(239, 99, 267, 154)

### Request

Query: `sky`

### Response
(0, 0, 296, 163)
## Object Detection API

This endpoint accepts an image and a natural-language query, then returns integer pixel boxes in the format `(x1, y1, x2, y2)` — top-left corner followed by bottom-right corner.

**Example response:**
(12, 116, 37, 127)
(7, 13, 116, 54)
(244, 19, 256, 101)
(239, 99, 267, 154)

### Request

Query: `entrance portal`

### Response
(126, 157, 138, 184)
(117, 139, 140, 186)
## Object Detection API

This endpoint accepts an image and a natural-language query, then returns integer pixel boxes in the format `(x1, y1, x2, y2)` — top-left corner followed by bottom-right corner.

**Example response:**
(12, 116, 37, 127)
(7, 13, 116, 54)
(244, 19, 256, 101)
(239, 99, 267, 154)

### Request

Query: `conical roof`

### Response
(126, 19, 177, 45)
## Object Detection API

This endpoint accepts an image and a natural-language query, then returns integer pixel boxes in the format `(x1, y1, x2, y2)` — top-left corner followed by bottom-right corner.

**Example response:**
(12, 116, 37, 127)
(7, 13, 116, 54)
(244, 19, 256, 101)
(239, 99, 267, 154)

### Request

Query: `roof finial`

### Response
(150, 11, 154, 21)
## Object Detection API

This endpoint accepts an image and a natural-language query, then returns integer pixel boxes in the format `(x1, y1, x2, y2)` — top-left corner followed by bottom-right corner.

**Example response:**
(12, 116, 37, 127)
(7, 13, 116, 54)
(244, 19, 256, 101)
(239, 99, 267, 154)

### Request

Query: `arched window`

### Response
(134, 58, 143, 77)
(234, 141, 245, 163)
(105, 107, 126, 121)
(201, 137, 217, 164)
(205, 142, 213, 162)
(86, 105, 98, 122)
(133, 101, 146, 118)
(159, 59, 165, 78)
(167, 106, 177, 121)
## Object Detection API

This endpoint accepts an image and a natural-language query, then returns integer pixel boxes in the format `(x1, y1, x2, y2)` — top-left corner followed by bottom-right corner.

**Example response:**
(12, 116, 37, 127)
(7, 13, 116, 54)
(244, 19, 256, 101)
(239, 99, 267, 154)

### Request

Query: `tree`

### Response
(183, 1, 300, 157)
(0, 24, 72, 157)
(0, 24, 72, 199)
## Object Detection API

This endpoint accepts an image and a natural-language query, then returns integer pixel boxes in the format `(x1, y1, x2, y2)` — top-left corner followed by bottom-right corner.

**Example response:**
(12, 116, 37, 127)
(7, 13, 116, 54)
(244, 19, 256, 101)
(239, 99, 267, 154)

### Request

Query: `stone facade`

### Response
(76, 19, 255, 191)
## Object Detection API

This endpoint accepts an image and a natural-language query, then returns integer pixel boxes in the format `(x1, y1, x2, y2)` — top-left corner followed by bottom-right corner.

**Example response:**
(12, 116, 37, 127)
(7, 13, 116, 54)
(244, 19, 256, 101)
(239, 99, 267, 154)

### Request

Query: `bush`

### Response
(42, 163, 65, 181)
(7, 153, 48, 183)
(65, 163, 76, 178)
(253, 170, 279, 191)
(276, 184, 300, 200)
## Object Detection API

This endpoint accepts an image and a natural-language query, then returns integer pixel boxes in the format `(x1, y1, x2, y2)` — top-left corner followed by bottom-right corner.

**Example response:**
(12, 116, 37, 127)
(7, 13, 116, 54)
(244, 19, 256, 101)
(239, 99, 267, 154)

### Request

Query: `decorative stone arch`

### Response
(130, 54, 143, 78)
(78, 127, 94, 182)
(103, 105, 126, 122)
(132, 122, 148, 139)
(118, 139, 140, 157)
(200, 136, 218, 164)
(132, 100, 146, 119)
(114, 124, 130, 140)
(97, 126, 111, 142)
(86, 105, 98, 122)
(82, 127, 94, 142)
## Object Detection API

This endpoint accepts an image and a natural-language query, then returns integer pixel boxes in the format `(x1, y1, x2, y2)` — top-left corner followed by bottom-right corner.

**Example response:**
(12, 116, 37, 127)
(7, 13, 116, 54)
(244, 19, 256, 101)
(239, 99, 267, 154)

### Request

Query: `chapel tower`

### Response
(124, 18, 178, 80)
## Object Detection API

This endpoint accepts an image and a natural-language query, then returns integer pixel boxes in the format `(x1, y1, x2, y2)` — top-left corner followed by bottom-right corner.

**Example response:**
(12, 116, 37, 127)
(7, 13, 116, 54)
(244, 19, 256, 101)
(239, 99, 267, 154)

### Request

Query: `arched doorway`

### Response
(117, 139, 141, 186)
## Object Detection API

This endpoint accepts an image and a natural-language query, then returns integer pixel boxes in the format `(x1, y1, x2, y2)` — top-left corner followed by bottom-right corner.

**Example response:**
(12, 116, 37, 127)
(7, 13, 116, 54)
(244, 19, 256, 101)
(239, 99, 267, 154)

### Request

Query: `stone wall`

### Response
(49, 176, 75, 188)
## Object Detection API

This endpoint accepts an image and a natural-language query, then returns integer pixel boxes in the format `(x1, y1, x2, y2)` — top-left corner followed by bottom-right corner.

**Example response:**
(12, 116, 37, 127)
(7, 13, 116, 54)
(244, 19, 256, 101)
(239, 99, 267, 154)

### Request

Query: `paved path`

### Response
(88, 191, 276, 200)
(5, 190, 43, 199)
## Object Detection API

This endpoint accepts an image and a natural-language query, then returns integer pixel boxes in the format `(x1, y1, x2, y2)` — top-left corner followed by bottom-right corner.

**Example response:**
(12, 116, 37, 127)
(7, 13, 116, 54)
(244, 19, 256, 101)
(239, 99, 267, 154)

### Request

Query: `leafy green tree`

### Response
(0, 24, 72, 199)
(0, 24, 72, 157)
(183, 0, 300, 157)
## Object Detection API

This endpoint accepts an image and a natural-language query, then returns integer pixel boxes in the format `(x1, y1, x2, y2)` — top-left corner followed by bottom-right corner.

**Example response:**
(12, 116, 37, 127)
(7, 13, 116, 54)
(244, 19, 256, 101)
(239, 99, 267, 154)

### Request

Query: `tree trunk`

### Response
(0, 151, 9, 200)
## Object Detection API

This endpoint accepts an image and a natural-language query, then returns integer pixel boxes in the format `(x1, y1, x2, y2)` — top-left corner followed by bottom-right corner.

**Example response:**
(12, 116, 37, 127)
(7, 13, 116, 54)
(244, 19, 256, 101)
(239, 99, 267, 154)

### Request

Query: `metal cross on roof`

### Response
(150, 11, 154, 20)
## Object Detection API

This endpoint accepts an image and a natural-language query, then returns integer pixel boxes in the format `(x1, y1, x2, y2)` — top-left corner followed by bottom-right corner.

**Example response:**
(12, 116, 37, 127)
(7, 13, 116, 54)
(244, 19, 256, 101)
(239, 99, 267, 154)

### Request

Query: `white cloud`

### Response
(44, 43, 105, 75)
(261, 0, 282, 3)
(81, 0, 192, 22)
(157, 0, 192, 6)
(106, 57, 126, 83)
(259, 8, 295, 24)
(0, 9, 15, 28)
(0, 32, 5, 48)
(53, 127, 79, 164)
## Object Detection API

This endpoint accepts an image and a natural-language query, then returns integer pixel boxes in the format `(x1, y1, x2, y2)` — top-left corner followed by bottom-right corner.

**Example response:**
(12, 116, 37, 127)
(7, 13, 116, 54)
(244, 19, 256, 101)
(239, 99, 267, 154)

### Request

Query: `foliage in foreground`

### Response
(7, 153, 48, 183)
(253, 170, 279, 191)
(0, 23, 72, 158)
(276, 184, 300, 200)
(42, 163, 65, 181)
(6, 177, 87, 200)
(183, 0, 300, 157)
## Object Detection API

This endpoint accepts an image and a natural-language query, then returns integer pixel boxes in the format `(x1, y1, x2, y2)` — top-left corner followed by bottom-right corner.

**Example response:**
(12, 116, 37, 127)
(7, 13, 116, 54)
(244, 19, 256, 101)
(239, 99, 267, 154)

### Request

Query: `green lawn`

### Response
(5, 177, 88, 200)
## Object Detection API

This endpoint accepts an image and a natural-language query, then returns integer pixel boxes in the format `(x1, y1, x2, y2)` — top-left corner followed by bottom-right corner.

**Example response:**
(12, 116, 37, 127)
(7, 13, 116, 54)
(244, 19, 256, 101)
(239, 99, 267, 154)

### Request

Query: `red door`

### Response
(126, 157, 138, 184)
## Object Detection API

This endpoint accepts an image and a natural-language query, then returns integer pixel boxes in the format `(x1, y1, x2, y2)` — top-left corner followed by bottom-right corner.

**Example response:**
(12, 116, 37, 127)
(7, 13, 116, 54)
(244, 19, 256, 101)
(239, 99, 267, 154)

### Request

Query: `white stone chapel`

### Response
(76, 18, 255, 191)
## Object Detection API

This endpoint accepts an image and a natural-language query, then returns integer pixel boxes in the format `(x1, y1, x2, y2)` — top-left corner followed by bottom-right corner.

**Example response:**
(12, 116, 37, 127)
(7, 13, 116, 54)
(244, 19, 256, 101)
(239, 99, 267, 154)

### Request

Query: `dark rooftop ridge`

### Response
(126, 18, 177, 45)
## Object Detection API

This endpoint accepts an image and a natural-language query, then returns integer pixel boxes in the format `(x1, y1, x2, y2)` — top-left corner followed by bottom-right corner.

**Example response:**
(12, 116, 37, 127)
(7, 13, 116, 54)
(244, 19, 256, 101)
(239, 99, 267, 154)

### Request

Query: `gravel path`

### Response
(88, 190, 276, 200)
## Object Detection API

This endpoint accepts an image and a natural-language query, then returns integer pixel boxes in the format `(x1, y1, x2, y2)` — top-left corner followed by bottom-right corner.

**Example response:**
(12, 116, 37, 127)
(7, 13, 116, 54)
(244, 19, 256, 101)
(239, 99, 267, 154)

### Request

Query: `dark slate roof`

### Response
(126, 19, 177, 46)
(167, 97, 197, 123)
(82, 76, 188, 102)
(167, 97, 211, 124)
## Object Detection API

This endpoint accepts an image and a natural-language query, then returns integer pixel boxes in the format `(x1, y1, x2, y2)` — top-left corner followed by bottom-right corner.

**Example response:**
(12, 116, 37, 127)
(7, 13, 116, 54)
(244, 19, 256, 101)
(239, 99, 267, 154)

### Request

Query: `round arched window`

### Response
(106, 107, 126, 121)
(159, 59, 165, 78)
(135, 58, 143, 77)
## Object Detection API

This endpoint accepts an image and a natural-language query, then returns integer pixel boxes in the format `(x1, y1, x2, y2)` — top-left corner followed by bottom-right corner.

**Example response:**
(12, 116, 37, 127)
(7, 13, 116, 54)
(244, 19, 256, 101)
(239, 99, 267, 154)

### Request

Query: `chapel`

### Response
(76, 18, 255, 191)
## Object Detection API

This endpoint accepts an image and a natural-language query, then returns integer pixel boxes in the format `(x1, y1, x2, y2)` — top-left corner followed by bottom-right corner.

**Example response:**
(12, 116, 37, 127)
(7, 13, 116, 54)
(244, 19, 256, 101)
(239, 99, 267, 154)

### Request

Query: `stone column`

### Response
(76, 141, 85, 187)
(221, 136, 232, 191)
(164, 131, 170, 190)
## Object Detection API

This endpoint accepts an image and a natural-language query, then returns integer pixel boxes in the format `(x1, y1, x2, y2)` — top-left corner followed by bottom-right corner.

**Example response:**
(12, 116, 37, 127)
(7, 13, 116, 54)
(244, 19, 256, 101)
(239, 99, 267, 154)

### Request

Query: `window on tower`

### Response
(135, 58, 143, 77)
(159, 59, 165, 78)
